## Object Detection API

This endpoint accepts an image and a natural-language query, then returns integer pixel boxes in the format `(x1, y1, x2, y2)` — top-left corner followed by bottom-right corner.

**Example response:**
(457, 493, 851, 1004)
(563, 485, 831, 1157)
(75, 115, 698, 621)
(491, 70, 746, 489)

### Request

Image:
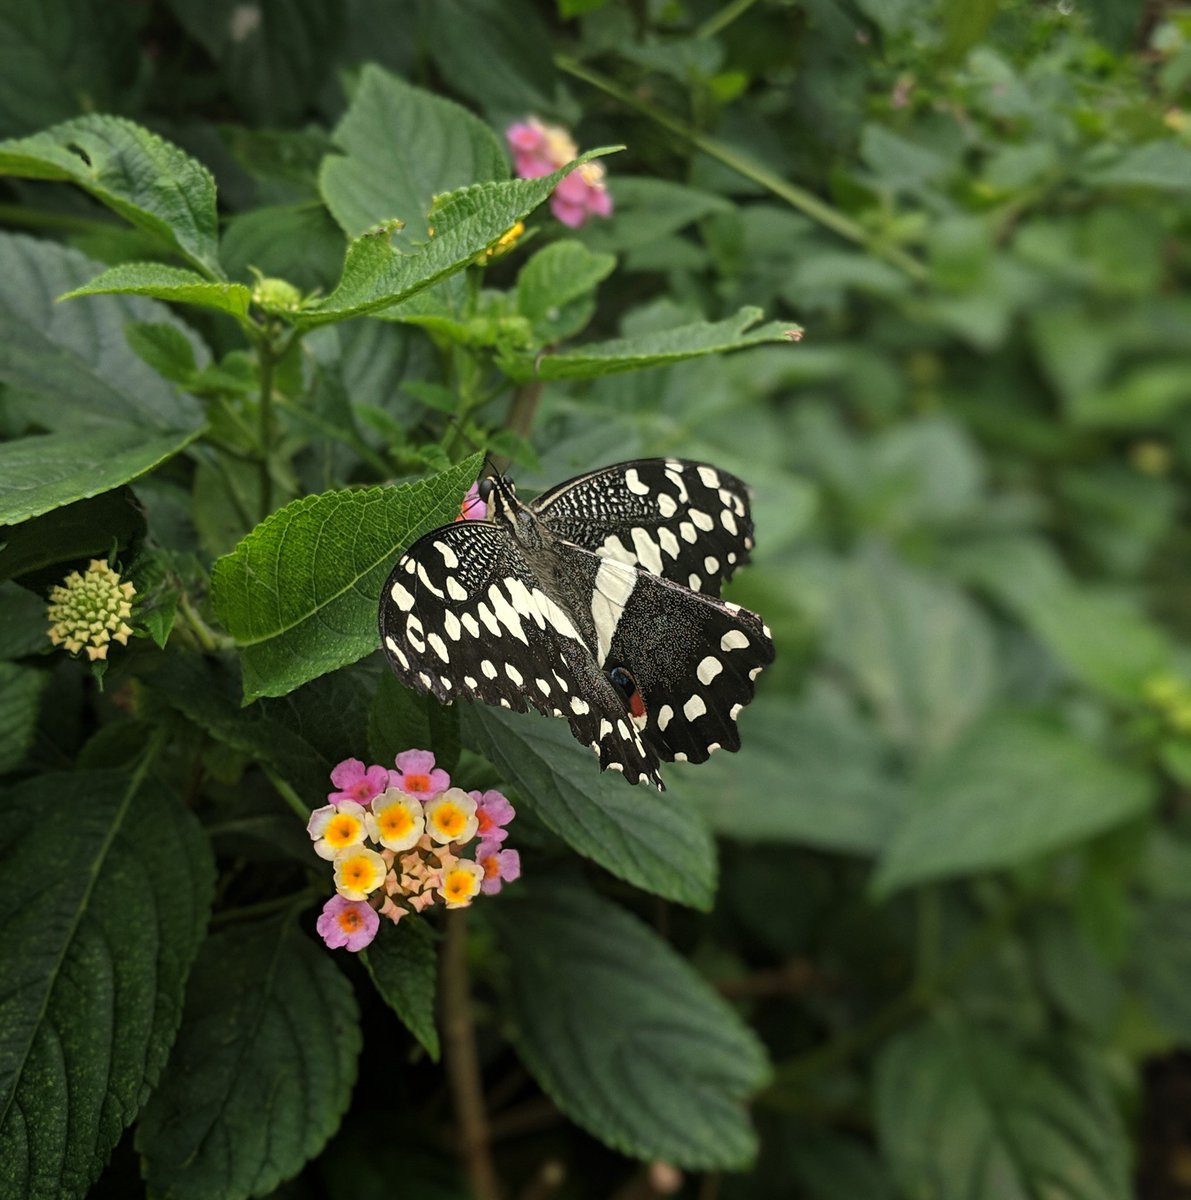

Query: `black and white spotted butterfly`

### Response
(378, 459, 774, 790)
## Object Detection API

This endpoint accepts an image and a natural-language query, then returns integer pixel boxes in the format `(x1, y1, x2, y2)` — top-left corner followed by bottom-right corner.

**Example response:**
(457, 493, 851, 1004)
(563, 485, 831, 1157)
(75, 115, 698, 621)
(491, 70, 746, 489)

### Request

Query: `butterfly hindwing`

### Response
(378, 521, 663, 787)
(598, 563, 775, 764)
(531, 458, 755, 596)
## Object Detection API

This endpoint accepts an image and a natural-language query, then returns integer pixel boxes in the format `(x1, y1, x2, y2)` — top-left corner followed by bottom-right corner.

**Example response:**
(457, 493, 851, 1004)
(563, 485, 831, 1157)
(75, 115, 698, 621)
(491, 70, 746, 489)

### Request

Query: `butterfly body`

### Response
(379, 459, 774, 789)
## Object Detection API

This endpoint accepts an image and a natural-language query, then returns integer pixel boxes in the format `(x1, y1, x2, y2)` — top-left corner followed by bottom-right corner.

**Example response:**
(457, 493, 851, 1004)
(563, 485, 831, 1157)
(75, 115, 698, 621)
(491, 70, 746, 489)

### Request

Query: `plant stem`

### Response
(495, 381, 543, 472)
(261, 763, 312, 822)
(176, 591, 232, 653)
(555, 56, 927, 282)
(441, 909, 502, 1200)
(210, 888, 321, 927)
(695, 0, 762, 39)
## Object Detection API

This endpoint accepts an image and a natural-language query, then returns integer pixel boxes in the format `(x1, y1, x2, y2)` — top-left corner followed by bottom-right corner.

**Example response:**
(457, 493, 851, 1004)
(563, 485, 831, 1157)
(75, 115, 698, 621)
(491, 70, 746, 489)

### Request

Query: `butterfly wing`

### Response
(530, 458, 755, 596)
(592, 556, 775, 764)
(378, 521, 664, 787)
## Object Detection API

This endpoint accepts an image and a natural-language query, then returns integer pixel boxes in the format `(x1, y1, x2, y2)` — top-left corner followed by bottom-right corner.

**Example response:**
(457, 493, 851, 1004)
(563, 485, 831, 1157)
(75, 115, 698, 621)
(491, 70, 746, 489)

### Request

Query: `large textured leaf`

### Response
(363, 918, 440, 1060)
(0, 492, 145, 582)
(463, 704, 716, 909)
(515, 239, 616, 344)
(518, 307, 797, 381)
(62, 263, 252, 318)
(295, 154, 615, 328)
(826, 547, 999, 759)
(0, 115, 222, 274)
(0, 426, 203, 526)
(1131, 900, 1191, 1043)
(211, 456, 482, 701)
(320, 63, 508, 238)
(136, 914, 360, 1200)
(0, 769, 214, 1200)
(0, 582, 47, 658)
(875, 1020, 1131, 1200)
(0, 662, 48, 772)
(0, 233, 206, 434)
(667, 692, 905, 855)
(874, 715, 1154, 895)
(490, 878, 771, 1170)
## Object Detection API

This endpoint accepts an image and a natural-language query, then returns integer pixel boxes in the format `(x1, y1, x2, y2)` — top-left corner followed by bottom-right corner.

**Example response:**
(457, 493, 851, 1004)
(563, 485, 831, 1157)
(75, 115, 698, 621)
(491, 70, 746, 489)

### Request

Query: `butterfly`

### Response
(378, 459, 774, 789)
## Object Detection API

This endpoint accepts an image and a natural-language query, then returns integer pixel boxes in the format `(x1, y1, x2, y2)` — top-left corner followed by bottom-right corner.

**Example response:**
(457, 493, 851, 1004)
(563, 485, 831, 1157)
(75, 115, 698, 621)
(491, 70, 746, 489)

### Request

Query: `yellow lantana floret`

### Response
(424, 788, 478, 846)
(308, 801, 368, 860)
(333, 846, 388, 901)
(366, 789, 425, 852)
(438, 860, 485, 909)
(47, 559, 136, 661)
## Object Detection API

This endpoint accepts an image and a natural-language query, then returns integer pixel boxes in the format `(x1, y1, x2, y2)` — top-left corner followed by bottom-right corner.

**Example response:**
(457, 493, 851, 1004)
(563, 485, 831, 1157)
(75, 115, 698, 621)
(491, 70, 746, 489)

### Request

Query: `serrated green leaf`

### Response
(875, 1020, 1131, 1200)
(874, 715, 1154, 895)
(668, 693, 905, 855)
(0, 233, 206, 435)
(369, 670, 461, 777)
(0, 115, 222, 275)
(136, 914, 360, 1200)
(211, 455, 482, 701)
(1085, 140, 1191, 192)
(0, 662, 48, 771)
(0, 426, 204, 526)
(0, 768, 214, 1200)
(521, 306, 796, 381)
(462, 704, 716, 909)
(0, 491, 145, 582)
(490, 877, 770, 1169)
(1131, 900, 1191, 1043)
(295, 153, 617, 329)
(219, 202, 346, 295)
(515, 239, 616, 343)
(62, 262, 252, 318)
(363, 918, 440, 1060)
(320, 63, 508, 239)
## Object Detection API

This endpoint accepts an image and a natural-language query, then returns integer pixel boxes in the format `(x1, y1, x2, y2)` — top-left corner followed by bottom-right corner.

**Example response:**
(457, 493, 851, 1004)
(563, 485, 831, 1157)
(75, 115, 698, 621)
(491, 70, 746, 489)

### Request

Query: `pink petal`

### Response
(394, 748, 436, 775)
(329, 758, 367, 788)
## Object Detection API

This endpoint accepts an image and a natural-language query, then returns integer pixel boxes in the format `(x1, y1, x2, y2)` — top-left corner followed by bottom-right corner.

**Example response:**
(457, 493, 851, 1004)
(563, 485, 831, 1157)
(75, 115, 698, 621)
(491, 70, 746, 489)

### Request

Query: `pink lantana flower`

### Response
(328, 758, 390, 808)
(476, 841, 521, 895)
(456, 482, 487, 522)
(390, 749, 450, 801)
(470, 789, 515, 845)
(506, 116, 612, 229)
(316, 895, 379, 952)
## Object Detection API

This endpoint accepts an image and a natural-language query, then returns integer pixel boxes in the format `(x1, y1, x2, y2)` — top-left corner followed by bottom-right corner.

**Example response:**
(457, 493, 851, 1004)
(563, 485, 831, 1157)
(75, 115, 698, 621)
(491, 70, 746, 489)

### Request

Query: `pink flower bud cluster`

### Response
(506, 117, 613, 228)
(311, 750, 521, 952)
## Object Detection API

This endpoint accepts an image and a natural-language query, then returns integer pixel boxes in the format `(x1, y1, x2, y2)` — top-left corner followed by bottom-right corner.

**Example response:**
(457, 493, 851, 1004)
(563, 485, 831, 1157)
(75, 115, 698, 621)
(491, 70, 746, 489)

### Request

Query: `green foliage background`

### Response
(2, 0, 1191, 1197)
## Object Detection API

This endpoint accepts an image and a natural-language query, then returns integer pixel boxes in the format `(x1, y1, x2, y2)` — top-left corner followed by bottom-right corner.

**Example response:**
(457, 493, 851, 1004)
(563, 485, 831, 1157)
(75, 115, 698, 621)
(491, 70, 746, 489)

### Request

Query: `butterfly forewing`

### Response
(379, 521, 664, 787)
(531, 458, 755, 597)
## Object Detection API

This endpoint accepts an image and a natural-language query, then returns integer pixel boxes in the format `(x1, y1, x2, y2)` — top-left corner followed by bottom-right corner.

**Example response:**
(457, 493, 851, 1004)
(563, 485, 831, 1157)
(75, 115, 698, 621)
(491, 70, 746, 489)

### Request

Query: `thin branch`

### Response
(441, 909, 502, 1200)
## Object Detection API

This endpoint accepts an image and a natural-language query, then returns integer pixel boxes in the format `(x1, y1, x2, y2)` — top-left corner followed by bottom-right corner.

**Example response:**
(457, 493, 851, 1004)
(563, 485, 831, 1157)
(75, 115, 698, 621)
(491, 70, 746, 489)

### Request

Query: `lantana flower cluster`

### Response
(310, 750, 521, 952)
(506, 116, 612, 228)
(47, 559, 136, 661)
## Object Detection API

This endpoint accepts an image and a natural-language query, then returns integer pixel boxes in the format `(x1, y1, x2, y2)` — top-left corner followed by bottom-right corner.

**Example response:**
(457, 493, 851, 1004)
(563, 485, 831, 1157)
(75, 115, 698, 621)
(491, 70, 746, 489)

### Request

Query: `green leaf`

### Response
(0, 767, 214, 1200)
(0, 426, 203, 526)
(210, 455, 482, 701)
(1131, 900, 1191, 1043)
(62, 263, 252, 318)
(515, 239, 616, 343)
(0, 491, 145, 581)
(0, 662, 48, 772)
(875, 1020, 1131, 1200)
(0, 115, 222, 275)
(368, 670, 461, 777)
(124, 321, 199, 383)
(0, 233, 206, 435)
(826, 548, 999, 759)
(462, 704, 717, 909)
(1086, 140, 1191, 192)
(363, 918, 440, 1060)
(489, 877, 771, 1170)
(522, 307, 796, 381)
(136, 914, 361, 1200)
(874, 715, 1154, 895)
(296, 153, 617, 329)
(668, 692, 905, 855)
(0, 581, 50, 657)
(320, 63, 508, 238)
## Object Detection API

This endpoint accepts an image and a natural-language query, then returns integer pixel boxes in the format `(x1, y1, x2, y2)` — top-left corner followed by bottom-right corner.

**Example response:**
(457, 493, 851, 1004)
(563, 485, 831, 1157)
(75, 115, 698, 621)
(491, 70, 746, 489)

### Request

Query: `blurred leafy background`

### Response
(3, 0, 1191, 1197)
